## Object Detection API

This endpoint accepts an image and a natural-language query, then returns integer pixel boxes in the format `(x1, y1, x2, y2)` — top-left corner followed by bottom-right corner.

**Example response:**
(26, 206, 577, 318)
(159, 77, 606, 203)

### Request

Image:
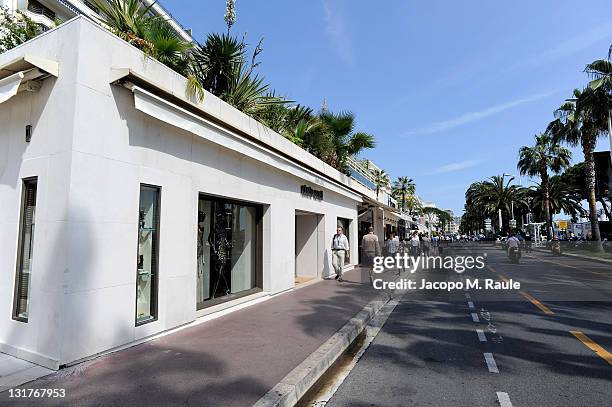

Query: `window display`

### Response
(136, 185, 160, 325)
(13, 178, 37, 322)
(196, 195, 262, 309)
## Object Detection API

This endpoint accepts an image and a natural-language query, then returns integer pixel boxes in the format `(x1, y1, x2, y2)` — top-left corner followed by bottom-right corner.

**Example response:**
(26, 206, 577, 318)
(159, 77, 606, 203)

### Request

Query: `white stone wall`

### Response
(0, 18, 361, 368)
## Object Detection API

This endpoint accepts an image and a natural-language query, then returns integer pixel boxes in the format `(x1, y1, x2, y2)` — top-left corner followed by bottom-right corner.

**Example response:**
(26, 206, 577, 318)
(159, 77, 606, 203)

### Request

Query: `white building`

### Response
(0, 17, 380, 369)
(2, 0, 193, 41)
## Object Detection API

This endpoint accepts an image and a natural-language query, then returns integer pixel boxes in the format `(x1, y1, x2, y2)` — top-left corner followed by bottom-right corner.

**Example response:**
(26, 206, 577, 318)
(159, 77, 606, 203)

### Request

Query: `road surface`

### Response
(327, 243, 612, 407)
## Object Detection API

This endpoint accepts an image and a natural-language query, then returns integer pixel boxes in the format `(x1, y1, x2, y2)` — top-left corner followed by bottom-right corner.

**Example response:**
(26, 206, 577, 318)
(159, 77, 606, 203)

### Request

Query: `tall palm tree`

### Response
(517, 133, 571, 232)
(391, 177, 415, 212)
(585, 54, 612, 156)
(465, 176, 527, 233)
(528, 178, 586, 222)
(372, 169, 389, 201)
(548, 87, 608, 249)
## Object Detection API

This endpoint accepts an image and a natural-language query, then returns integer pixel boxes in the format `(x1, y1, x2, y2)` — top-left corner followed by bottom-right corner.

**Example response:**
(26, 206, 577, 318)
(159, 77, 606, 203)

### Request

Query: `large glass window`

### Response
(13, 178, 37, 322)
(196, 195, 262, 309)
(136, 185, 160, 325)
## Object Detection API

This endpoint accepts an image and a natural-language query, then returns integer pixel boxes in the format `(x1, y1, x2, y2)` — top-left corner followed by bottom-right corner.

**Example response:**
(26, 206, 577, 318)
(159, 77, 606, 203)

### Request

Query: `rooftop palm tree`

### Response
(188, 33, 245, 96)
(372, 169, 389, 201)
(391, 177, 415, 213)
(91, 0, 192, 74)
(517, 133, 571, 232)
(318, 111, 375, 173)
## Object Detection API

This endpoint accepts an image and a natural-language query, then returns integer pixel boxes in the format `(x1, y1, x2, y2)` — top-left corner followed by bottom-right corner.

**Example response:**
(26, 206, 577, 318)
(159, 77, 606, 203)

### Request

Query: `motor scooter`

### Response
(508, 246, 521, 264)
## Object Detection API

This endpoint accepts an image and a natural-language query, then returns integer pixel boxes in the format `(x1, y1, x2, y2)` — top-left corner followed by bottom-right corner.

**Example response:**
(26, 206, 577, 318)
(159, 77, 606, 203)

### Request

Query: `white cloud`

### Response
(404, 91, 555, 136)
(425, 159, 482, 175)
(509, 23, 612, 72)
(322, 0, 353, 64)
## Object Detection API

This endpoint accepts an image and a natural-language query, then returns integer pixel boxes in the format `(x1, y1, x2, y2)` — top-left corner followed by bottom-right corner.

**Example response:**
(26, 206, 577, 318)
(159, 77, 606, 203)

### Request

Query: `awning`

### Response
(0, 55, 59, 105)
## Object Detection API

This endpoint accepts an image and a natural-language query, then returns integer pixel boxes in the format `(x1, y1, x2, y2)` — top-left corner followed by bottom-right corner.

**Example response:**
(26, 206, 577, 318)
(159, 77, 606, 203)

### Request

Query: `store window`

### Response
(13, 178, 37, 322)
(337, 217, 352, 263)
(136, 185, 160, 325)
(196, 194, 262, 309)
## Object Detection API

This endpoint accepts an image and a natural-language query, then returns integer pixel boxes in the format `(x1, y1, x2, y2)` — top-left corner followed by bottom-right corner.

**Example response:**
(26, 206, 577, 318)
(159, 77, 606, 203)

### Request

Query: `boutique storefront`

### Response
(0, 18, 370, 369)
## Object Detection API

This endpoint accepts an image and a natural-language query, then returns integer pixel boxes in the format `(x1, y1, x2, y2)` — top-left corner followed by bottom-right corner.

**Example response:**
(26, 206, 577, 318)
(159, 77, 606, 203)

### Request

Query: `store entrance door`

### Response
(295, 211, 324, 284)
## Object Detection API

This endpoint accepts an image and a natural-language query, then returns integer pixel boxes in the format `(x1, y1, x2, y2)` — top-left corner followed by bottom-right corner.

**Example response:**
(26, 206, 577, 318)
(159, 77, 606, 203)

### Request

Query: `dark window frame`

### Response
(12, 177, 38, 323)
(135, 184, 161, 326)
(196, 193, 264, 310)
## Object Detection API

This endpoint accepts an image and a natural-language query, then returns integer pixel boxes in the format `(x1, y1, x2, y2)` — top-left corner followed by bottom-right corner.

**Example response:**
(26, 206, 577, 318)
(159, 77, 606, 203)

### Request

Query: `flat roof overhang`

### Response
(109, 68, 369, 204)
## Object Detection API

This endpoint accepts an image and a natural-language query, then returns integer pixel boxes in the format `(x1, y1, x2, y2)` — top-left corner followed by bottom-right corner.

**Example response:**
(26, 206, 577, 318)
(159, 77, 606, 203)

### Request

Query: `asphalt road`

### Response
(327, 243, 612, 407)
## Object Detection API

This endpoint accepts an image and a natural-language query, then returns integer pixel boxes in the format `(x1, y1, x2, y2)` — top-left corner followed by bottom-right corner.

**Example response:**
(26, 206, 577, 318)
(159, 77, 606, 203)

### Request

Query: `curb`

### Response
(253, 291, 392, 407)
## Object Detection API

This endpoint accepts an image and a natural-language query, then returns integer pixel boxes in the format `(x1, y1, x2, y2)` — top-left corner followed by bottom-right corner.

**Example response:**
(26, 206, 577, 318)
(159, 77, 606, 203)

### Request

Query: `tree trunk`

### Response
(583, 142, 603, 251)
(541, 171, 552, 236)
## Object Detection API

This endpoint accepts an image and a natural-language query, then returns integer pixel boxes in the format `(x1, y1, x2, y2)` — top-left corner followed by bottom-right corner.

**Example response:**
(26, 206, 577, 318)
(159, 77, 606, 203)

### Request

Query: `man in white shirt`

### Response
(386, 233, 400, 255)
(331, 226, 350, 281)
(506, 234, 520, 255)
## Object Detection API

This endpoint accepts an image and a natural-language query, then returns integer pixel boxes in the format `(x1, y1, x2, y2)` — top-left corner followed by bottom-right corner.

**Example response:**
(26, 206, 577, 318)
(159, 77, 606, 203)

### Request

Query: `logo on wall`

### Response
(301, 185, 323, 201)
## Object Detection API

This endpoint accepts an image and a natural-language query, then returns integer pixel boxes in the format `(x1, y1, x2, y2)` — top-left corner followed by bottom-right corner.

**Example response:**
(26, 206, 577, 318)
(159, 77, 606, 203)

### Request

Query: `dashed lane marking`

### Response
(483, 353, 499, 373)
(496, 392, 513, 407)
(486, 265, 554, 315)
(476, 329, 487, 342)
(471, 313, 480, 323)
(570, 330, 612, 366)
(467, 301, 475, 309)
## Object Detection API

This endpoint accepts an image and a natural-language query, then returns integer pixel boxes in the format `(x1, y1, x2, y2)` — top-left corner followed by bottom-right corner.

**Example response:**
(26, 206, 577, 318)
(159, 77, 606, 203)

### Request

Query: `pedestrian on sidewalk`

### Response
(410, 231, 420, 256)
(331, 226, 350, 281)
(422, 233, 431, 257)
(361, 227, 381, 272)
(385, 232, 400, 257)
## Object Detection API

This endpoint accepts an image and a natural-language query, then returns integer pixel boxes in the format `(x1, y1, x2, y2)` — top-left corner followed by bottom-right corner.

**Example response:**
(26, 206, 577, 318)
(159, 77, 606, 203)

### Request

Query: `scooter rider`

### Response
(507, 233, 520, 256)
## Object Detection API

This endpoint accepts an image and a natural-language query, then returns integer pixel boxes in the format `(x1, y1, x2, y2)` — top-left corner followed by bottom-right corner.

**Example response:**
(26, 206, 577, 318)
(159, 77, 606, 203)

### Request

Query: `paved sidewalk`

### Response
(0, 353, 53, 393)
(0, 268, 382, 407)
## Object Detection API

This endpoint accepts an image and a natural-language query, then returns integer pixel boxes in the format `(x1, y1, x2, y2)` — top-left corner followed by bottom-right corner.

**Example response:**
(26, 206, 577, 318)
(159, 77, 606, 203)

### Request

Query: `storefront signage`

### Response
(300, 185, 323, 200)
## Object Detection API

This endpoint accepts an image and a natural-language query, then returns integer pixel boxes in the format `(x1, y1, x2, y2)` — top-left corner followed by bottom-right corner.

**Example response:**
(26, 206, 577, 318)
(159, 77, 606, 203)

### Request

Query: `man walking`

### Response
(361, 227, 381, 271)
(332, 226, 350, 281)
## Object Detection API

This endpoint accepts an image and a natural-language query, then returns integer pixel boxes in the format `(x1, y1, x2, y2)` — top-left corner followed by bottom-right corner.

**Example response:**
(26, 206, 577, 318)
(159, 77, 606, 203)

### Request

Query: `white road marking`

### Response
(467, 301, 474, 309)
(465, 293, 471, 299)
(476, 329, 487, 342)
(484, 353, 499, 373)
(471, 313, 480, 323)
(496, 392, 513, 407)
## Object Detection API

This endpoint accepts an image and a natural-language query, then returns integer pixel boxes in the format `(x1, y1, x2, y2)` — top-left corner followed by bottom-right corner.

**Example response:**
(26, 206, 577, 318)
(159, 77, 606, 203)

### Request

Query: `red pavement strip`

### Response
(2, 268, 381, 407)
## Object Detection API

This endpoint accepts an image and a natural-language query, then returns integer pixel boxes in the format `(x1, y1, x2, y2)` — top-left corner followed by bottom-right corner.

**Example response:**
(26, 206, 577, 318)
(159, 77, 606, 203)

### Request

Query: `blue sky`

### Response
(162, 0, 612, 214)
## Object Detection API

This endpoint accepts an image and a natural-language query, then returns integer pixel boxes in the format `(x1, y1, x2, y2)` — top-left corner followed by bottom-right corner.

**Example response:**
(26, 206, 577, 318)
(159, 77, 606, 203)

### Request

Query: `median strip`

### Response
(570, 331, 612, 366)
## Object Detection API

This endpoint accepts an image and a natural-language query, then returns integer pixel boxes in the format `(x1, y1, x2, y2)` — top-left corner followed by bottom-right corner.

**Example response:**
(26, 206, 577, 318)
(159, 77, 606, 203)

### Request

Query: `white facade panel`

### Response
(0, 18, 362, 368)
